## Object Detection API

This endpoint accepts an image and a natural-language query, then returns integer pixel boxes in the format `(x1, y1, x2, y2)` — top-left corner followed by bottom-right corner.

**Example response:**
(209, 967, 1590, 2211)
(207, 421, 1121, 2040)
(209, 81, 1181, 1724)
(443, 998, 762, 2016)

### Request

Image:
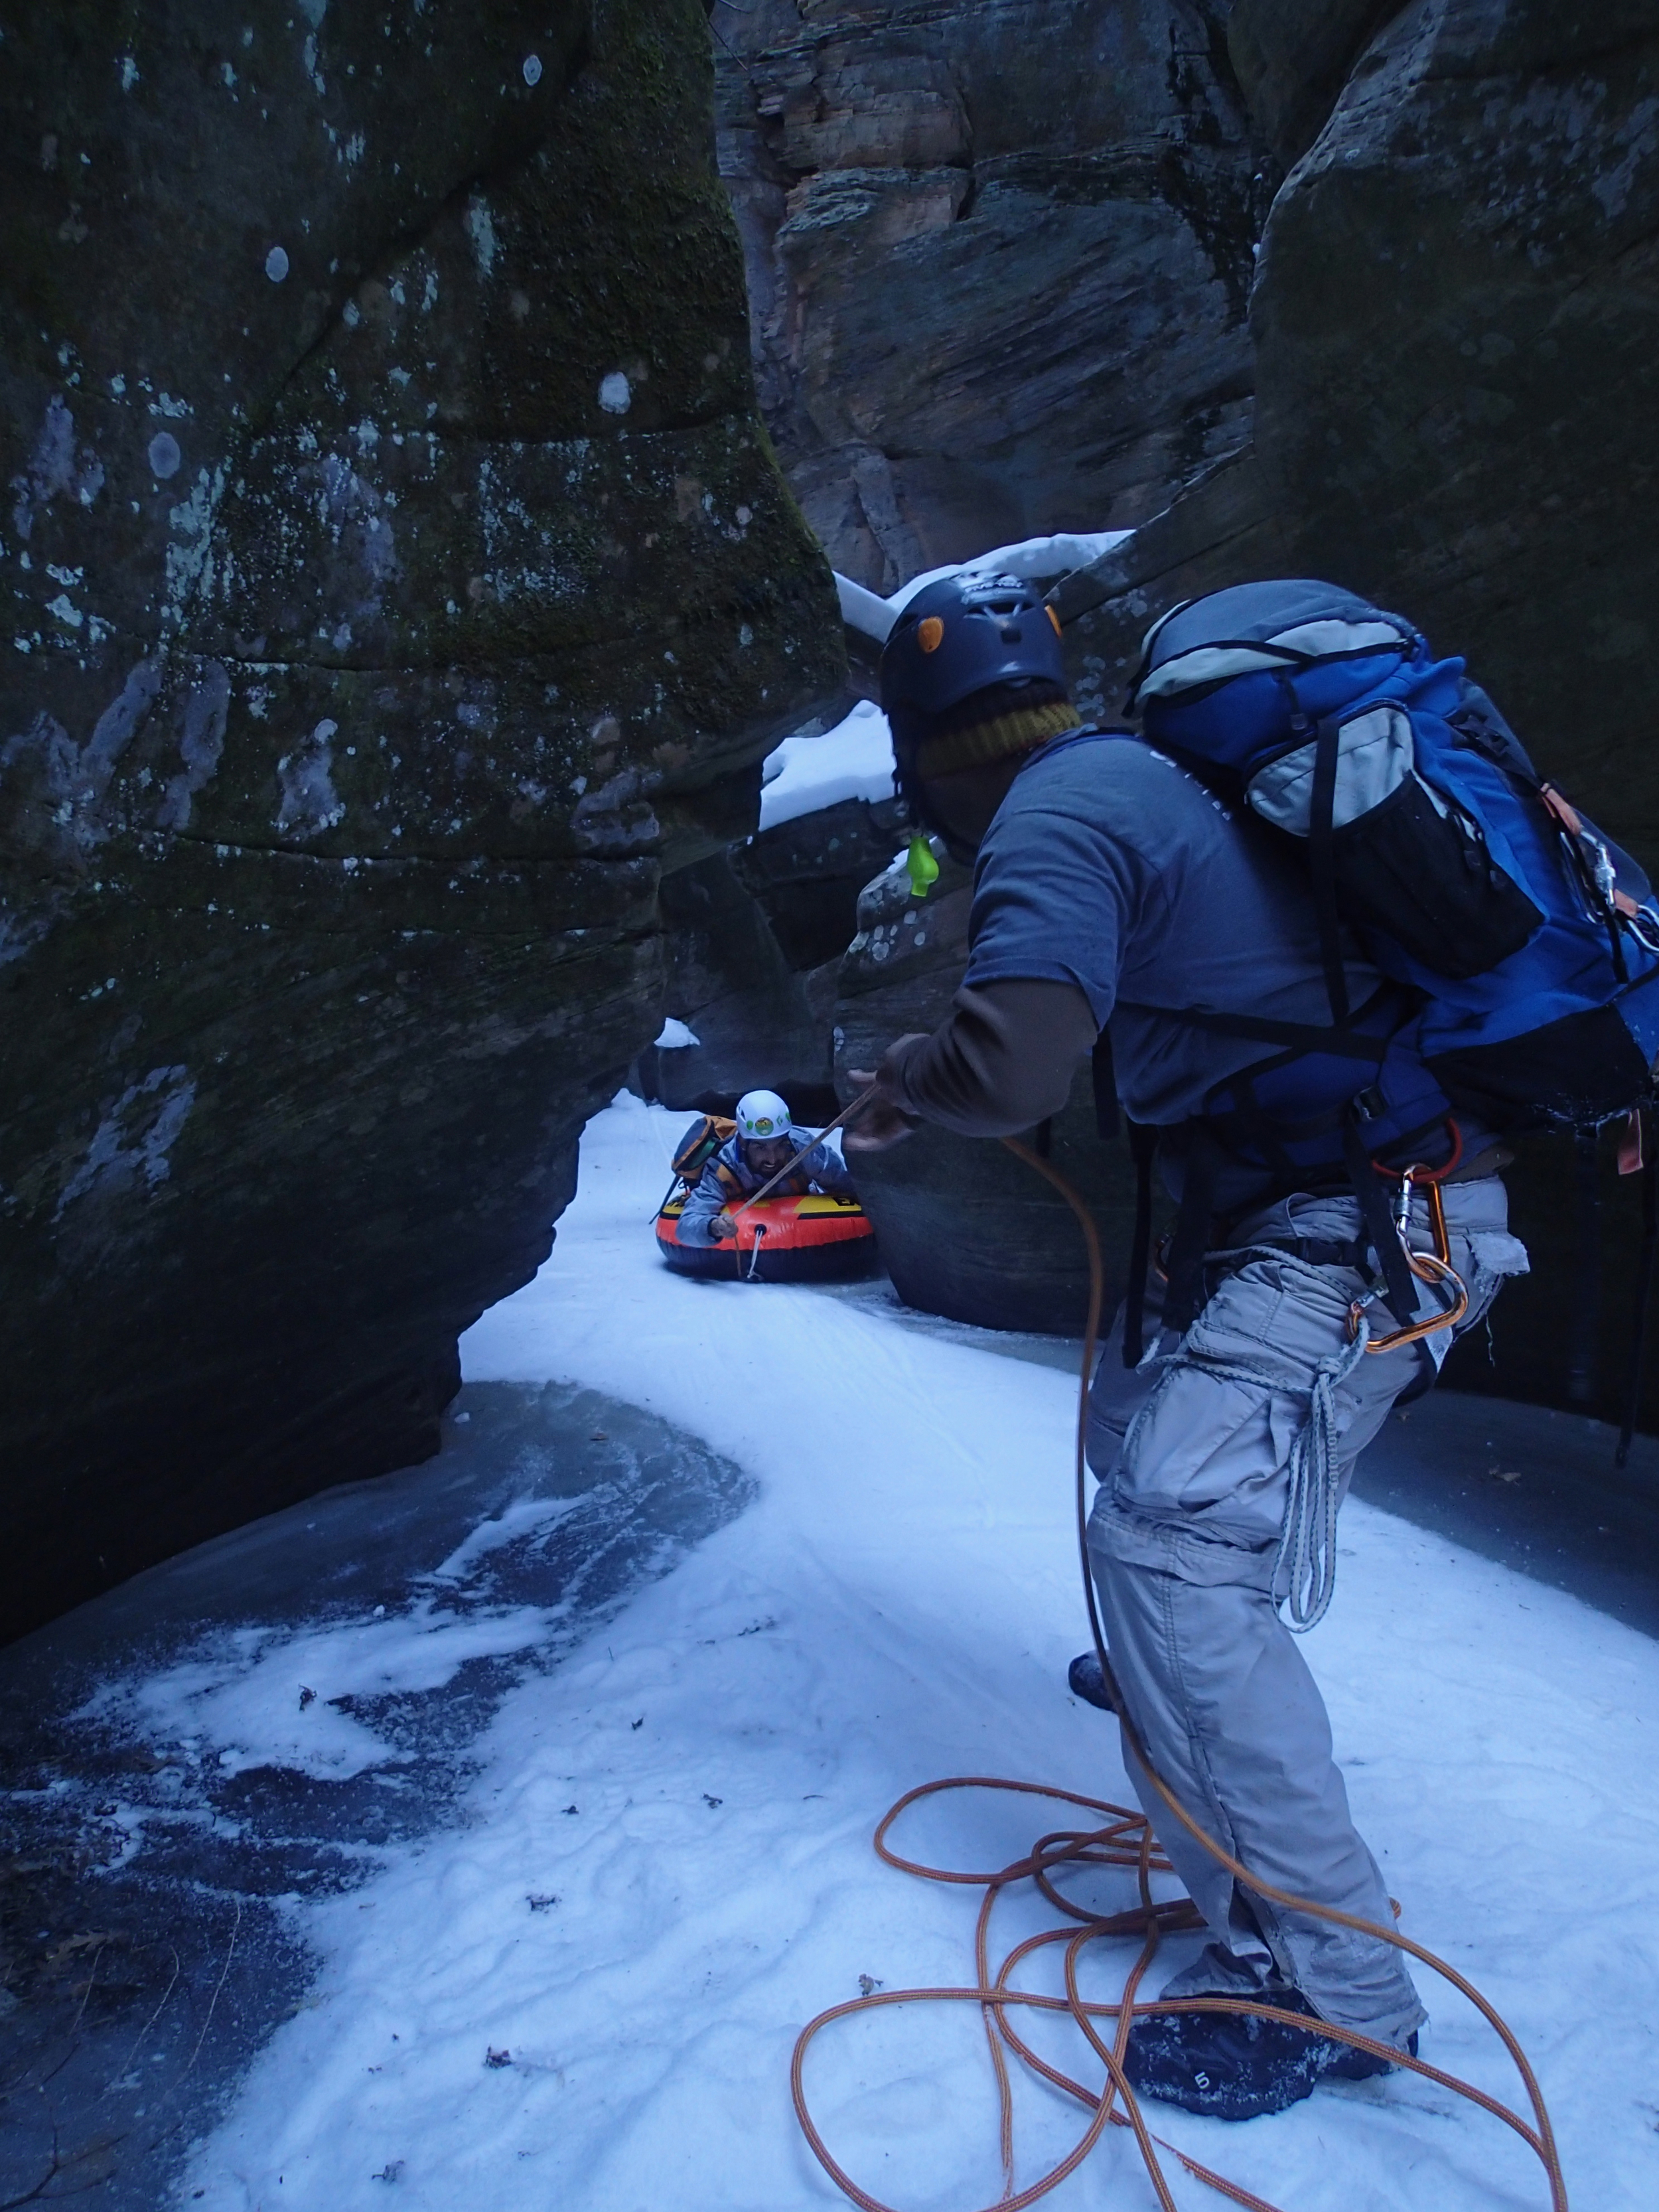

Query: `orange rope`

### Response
(789, 1136, 1569, 2212)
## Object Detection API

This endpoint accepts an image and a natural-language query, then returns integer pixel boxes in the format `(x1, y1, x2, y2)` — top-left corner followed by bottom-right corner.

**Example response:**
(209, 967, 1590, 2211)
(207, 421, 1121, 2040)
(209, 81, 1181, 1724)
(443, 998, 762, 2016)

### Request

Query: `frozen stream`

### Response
(4, 1095, 1659, 2211)
(0, 1380, 752, 2209)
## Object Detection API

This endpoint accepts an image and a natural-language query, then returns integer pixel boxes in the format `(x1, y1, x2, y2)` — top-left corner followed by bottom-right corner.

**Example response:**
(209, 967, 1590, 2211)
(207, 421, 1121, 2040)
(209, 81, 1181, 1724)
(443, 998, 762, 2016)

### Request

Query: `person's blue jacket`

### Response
(676, 1128, 855, 1248)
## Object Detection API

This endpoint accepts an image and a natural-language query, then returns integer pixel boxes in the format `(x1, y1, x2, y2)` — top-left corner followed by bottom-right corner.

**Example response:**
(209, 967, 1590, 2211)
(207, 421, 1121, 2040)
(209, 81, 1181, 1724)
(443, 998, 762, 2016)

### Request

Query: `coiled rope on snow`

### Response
(790, 1135, 1569, 2212)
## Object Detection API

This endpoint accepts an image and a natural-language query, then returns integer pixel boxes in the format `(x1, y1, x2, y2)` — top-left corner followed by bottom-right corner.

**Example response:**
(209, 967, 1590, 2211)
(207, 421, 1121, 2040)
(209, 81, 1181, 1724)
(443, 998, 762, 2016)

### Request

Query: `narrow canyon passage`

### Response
(6, 1101, 1656, 2211)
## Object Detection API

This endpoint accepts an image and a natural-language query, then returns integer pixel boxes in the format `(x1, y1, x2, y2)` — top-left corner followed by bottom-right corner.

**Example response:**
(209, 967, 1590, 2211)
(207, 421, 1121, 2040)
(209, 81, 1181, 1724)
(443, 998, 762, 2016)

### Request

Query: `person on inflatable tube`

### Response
(847, 572, 1530, 2124)
(676, 1088, 857, 1249)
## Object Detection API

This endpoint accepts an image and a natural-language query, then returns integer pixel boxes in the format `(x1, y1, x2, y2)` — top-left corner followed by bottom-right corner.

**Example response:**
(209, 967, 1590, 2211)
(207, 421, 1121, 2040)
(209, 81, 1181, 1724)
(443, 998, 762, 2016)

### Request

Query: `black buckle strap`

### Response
(1092, 1029, 1119, 1141)
(1254, 1235, 1374, 1270)
(1116, 1002, 1392, 1062)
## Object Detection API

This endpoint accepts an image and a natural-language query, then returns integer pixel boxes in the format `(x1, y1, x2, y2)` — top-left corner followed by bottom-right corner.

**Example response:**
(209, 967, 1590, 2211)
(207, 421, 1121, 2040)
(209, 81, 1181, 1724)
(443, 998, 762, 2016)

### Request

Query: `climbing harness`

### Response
(1352, 1163, 1469, 1355)
(790, 1136, 1569, 2212)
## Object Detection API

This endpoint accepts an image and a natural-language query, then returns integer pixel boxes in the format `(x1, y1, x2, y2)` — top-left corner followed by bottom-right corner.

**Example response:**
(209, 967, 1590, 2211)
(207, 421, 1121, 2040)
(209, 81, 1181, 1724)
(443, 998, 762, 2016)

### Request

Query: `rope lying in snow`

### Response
(790, 1135, 1570, 2212)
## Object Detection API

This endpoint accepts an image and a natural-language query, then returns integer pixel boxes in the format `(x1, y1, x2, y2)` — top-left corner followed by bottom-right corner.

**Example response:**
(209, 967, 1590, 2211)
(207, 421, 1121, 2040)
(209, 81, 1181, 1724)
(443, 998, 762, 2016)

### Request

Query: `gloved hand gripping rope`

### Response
(790, 1138, 1569, 2212)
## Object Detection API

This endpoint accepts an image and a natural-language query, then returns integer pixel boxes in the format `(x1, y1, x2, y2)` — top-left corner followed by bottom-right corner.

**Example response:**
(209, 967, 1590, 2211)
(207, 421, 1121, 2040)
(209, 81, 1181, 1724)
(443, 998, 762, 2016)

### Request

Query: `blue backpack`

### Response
(1125, 579, 1659, 1137)
(1105, 581, 1659, 1441)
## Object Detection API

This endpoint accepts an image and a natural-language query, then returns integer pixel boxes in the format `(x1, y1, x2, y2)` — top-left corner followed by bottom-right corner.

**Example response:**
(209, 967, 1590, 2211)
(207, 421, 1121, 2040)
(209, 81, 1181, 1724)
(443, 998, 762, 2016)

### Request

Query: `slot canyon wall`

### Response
(0, 0, 843, 1641)
(713, 0, 1268, 589)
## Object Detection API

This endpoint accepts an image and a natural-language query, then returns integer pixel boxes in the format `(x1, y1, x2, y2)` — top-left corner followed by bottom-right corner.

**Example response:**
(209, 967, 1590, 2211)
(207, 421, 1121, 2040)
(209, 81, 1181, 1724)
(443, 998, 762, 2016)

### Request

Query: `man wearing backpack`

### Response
(842, 571, 1627, 2121)
(676, 1088, 855, 1248)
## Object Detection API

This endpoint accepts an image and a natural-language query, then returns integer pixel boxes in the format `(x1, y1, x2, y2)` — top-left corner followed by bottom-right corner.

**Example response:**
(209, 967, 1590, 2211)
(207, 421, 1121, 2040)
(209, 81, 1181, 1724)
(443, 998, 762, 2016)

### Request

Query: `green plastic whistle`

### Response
(905, 835, 940, 899)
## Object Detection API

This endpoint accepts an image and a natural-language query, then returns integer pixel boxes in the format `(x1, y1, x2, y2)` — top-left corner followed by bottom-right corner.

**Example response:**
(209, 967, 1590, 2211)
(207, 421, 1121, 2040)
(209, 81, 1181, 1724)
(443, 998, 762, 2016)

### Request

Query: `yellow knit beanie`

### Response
(911, 697, 1081, 782)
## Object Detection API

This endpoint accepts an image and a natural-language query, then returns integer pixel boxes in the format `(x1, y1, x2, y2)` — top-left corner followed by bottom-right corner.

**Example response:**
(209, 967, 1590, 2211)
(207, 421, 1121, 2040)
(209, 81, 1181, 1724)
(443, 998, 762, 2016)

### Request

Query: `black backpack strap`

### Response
(1159, 1124, 1224, 1340)
(1447, 686, 1542, 784)
(1567, 1128, 1603, 1407)
(1116, 1001, 1390, 1062)
(1122, 1121, 1160, 1368)
(1104, 990, 1425, 1348)
(1309, 713, 1352, 1029)
(1091, 1028, 1119, 1140)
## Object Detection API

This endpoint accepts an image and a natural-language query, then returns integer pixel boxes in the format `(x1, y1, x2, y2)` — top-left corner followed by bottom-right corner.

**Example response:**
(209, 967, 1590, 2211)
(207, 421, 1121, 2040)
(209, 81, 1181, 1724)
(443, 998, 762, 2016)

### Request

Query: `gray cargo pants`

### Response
(1086, 1177, 1528, 2047)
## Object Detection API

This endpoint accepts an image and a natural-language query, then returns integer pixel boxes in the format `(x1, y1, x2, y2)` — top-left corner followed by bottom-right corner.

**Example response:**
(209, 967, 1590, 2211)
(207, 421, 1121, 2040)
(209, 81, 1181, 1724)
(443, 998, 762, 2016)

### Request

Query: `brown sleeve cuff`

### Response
(885, 977, 1098, 1138)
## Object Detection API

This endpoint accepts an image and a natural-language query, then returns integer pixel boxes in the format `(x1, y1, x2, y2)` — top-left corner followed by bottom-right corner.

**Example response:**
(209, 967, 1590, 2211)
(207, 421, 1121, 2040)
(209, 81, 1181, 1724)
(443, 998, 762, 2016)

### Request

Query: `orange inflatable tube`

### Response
(655, 1191, 877, 1282)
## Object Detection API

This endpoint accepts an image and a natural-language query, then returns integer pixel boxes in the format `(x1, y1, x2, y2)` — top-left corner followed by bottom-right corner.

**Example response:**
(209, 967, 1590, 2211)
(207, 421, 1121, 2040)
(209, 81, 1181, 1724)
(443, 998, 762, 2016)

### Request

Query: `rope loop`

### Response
(1274, 1316, 1370, 1630)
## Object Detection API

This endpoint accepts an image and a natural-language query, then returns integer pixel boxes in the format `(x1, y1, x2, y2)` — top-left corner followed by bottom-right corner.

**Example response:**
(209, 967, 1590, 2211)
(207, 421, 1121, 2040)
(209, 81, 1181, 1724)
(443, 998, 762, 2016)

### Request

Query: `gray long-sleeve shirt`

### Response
(881, 730, 1465, 1205)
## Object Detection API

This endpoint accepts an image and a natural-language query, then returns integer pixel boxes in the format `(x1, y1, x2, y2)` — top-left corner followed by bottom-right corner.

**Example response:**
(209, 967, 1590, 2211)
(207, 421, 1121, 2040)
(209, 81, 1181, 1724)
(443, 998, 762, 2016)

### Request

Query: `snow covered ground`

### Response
(171, 1096, 1659, 2212)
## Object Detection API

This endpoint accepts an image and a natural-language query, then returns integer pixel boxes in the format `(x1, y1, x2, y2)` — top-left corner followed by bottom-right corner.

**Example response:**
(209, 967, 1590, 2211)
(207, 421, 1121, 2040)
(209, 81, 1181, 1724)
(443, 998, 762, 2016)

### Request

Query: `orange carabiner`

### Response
(1351, 1177, 1470, 1353)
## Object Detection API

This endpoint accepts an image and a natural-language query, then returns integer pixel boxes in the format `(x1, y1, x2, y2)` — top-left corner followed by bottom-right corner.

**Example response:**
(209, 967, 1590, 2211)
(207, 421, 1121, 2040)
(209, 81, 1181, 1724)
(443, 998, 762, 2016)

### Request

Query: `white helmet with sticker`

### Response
(735, 1089, 791, 1142)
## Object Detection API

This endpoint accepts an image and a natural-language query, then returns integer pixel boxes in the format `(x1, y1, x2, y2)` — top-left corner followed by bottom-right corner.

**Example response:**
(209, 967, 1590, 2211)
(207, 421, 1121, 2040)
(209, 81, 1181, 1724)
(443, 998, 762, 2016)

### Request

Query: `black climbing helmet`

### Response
(879, 571, 1068, 731)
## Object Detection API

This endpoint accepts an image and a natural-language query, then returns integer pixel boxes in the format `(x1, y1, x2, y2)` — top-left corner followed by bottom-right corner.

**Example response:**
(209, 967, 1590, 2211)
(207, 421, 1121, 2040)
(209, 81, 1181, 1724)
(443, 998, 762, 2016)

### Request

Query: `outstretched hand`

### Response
(844, 1052, 924, 1152)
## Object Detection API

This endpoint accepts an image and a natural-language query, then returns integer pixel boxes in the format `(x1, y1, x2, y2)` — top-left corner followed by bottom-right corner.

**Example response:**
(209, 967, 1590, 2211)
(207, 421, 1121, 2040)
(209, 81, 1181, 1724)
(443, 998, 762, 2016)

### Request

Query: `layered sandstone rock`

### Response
(0, 0, 843, 1638)
(1059, 0, 1659, 865)
(714, 1, 1267, 588)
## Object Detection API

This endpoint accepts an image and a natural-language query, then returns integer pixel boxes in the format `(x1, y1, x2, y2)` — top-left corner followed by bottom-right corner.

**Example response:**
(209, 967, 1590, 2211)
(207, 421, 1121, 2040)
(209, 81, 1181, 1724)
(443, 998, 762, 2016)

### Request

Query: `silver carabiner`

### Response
(1394, 1164, 1416, 1238)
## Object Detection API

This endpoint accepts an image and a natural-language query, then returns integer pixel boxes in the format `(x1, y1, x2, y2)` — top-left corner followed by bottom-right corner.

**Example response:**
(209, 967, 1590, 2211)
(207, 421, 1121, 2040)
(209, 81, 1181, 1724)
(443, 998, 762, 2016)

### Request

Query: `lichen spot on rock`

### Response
(599, 372, 632, 416)
(522, 54, 542, 87)
(265, 245, 289, 283)
(466, 197, 498, 279)
(147, 432, 180, 480)
(276, 719, 346, 837)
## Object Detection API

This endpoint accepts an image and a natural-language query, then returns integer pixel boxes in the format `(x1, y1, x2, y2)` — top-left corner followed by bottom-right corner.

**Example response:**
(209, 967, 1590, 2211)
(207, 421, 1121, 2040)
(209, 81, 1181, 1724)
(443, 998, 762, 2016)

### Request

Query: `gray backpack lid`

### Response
(1126, 579, 1415, 711)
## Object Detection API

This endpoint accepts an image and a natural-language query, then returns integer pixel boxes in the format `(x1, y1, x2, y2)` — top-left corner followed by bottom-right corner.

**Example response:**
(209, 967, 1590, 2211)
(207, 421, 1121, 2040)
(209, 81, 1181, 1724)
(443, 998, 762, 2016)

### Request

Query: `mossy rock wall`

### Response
(0, 0, 843, 1639)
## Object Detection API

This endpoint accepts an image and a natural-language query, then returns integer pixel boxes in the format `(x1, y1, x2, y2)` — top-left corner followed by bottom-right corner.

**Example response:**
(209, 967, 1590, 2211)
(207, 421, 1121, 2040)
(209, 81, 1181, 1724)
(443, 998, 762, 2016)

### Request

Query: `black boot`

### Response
(1068, 1650, 1116, 1711)
(1121, 1988, 1415, 2122)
